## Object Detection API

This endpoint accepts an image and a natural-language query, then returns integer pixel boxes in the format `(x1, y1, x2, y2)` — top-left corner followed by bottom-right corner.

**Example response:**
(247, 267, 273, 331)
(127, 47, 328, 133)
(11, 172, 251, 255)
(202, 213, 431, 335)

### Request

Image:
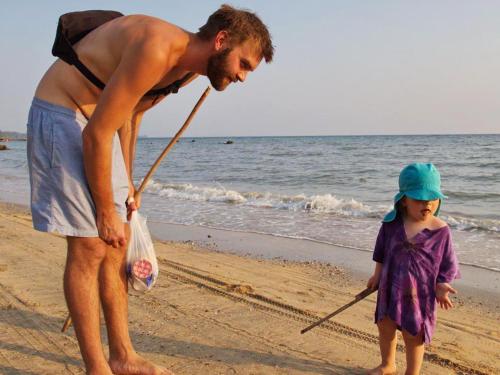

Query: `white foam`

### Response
(442, 214, 500, 232)
(144, 180, 389, 217)
(143, 179, 500, 233)
(147, 181, 247, 204)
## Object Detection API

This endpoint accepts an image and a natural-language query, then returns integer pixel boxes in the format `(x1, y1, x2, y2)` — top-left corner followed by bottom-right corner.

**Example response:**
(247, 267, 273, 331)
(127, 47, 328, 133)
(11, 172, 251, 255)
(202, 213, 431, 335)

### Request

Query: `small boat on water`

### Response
(224, 140, 234, 144)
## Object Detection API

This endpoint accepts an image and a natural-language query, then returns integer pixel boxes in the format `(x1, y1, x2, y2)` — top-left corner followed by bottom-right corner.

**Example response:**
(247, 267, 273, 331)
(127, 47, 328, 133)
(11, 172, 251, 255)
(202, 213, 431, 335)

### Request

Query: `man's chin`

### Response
(209, 77, 231, 91)
(212, 83, 230, 91)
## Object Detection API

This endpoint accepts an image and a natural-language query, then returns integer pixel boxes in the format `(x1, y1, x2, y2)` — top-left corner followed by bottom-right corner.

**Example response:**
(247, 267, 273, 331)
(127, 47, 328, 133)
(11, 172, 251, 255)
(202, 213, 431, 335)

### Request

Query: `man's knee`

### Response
(67, 236, 108, 265)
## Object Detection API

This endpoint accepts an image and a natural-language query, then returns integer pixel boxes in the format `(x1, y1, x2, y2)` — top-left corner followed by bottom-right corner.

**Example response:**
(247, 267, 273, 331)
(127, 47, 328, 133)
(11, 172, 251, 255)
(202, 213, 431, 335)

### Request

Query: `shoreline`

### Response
(2, 159, 500, 273)
(149, 220, 500, 304)
(2, 199, 499, 304)
(0, 200, 499, 374)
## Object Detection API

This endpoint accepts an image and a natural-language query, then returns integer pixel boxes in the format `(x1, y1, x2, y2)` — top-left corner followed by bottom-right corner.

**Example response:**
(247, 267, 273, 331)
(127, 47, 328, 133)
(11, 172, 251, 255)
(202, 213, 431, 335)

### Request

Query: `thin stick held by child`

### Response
(366, 163, 460, 375)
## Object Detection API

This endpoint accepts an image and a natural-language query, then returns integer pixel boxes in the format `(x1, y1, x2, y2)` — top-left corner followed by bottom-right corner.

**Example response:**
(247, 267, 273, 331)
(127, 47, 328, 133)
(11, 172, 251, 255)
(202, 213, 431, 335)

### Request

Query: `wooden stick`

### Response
(137, 86, 211, 193)
(61, 314, 72, 332)
(61, 87, 211, 333)
(300, 287, 376, 334)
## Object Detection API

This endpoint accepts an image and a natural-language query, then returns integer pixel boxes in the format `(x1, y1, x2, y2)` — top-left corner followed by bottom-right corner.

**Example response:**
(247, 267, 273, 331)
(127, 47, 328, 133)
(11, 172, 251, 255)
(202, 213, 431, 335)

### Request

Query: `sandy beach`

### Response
(0, 201, 498, 375)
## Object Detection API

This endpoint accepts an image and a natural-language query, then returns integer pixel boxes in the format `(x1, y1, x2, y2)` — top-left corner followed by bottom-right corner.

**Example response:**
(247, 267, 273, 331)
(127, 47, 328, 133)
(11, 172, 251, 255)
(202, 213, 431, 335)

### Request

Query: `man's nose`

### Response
(237, 71, 247, 82)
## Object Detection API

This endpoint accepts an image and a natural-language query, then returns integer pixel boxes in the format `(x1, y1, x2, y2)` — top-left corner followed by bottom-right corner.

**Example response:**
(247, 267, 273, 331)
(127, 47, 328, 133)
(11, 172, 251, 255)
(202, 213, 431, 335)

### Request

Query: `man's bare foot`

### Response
(109, 352, 174, 375)
(367, 364, 397, 375)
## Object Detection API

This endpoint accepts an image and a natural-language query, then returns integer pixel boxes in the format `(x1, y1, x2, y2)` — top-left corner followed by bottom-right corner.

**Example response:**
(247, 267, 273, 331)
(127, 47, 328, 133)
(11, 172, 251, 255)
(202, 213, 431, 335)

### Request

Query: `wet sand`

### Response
(0, 201, 498, 374)
(148, 221, 500, 302)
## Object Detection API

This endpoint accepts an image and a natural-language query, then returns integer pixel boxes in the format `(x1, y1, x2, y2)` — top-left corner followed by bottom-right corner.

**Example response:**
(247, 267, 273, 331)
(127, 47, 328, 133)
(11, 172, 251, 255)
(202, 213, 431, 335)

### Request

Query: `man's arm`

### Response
(129, 112, 144, 183)
(118, 111, 144, 218)
(118, 112, 144, 193)
(82, 39, 173, 247)
(117, 118, 132, 185)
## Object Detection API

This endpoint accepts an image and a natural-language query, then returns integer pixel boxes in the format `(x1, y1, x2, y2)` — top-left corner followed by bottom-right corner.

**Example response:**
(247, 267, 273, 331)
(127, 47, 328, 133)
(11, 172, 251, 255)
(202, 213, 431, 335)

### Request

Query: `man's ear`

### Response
(214, 30, 229, 51)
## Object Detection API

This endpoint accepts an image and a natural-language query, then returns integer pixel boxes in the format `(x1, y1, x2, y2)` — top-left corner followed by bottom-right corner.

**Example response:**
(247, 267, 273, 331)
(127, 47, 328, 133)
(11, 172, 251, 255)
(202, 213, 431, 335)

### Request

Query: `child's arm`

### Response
(368, 224, 386, 291)
(436, 229, 460, 310)
(436, 283, 457, 310)
(367, 262, 382, 291)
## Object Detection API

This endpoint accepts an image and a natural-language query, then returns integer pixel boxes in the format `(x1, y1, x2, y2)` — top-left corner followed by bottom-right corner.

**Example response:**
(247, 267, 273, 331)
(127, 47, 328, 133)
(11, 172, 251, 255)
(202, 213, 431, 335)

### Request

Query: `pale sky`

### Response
(1, 1, 499, 137)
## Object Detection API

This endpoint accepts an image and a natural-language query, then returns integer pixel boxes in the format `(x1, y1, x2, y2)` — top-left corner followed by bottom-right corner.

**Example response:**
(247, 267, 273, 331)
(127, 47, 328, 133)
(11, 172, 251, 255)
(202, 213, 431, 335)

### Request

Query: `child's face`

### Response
(402, 197, 440, 222)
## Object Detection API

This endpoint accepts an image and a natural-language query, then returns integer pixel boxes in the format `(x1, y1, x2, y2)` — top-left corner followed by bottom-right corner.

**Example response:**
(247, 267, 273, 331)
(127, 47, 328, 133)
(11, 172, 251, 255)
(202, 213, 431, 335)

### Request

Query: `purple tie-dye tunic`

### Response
(373, 217, 460, 344)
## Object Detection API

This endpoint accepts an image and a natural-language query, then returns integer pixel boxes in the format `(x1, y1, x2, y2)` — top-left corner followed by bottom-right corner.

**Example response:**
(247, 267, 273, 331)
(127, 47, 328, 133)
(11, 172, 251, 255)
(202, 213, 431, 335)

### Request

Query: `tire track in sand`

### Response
(159, 258, 493, 375)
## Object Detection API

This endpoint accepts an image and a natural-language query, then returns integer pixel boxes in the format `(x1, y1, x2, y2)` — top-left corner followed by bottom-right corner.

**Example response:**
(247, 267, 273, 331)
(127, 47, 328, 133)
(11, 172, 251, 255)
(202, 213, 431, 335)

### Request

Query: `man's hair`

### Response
(198, 4, 274, 63)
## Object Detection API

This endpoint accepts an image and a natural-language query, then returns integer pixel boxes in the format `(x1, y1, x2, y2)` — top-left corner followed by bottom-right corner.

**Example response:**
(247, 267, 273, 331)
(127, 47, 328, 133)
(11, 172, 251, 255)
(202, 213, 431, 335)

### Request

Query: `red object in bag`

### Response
(132, 259, 152, 279)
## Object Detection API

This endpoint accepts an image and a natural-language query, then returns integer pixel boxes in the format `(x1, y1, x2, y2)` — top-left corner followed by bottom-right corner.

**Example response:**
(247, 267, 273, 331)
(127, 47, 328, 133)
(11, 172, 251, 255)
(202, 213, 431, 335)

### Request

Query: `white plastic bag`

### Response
(127, 210, 159, 292)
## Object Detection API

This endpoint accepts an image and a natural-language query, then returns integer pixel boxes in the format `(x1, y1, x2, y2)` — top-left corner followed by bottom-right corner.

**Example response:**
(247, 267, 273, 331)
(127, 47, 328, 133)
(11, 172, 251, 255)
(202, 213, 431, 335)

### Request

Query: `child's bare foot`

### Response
(109, 352, 173, 375)
(367, 364, 397, 375)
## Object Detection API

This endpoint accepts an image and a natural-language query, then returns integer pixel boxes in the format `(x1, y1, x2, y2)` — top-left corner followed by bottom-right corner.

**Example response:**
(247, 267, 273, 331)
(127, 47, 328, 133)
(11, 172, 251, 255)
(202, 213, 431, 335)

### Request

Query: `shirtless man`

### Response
(27, 5, 273, 374)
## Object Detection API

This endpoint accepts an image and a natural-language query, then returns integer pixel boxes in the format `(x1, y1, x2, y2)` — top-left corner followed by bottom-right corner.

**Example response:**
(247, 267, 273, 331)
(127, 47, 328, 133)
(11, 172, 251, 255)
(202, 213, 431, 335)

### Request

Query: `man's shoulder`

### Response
(132, 17, 189, 58)
(134, 15, 187, 42)
(109, 15, 187, 51)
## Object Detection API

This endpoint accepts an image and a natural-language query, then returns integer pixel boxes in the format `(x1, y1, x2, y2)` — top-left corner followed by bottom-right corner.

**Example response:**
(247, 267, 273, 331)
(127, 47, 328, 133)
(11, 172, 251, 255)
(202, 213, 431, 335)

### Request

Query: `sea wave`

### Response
(145, 180, 386, 215)
(441, 214, 500, 232)
(444, 191, 500, 200)
(144, 180, 500, 233)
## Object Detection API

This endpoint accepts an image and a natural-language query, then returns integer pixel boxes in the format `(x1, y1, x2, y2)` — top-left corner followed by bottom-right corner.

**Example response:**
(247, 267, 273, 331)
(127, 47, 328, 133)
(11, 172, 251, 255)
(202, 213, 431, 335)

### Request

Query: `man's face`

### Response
(207, 40, 262, 91)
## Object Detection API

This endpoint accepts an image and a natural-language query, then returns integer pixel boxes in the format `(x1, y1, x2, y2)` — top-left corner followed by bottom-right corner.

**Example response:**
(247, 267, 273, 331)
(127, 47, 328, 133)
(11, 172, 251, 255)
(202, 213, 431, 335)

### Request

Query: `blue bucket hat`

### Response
(383, 163, 447, 222)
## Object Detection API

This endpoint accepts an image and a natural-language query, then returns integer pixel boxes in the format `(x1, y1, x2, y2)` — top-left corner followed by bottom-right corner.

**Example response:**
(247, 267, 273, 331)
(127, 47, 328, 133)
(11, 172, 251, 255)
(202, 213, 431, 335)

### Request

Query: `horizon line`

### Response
(138, 132, 500, 138)
(3, 130, 499, 138)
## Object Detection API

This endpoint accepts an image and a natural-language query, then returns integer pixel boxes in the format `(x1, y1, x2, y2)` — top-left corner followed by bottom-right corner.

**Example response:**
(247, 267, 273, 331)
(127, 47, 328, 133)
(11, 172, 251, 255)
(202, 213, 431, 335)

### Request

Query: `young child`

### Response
(367, 163, 460, 375)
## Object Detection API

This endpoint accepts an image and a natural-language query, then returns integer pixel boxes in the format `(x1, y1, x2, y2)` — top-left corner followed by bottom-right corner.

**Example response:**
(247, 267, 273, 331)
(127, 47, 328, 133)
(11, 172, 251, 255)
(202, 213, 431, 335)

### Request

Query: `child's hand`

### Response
(367, 274, 380, 291)
(436, 282, 457, 310)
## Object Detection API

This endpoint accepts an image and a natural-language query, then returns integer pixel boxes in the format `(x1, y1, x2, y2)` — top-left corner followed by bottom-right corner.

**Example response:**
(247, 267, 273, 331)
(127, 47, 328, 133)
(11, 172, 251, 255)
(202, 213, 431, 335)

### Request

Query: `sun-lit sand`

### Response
(0, 201, 498, 374)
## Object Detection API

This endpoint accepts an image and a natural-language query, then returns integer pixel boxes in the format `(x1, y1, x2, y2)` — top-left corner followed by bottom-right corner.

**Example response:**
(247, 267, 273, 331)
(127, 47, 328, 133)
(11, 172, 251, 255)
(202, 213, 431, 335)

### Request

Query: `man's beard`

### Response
(207, 48, 232, 91)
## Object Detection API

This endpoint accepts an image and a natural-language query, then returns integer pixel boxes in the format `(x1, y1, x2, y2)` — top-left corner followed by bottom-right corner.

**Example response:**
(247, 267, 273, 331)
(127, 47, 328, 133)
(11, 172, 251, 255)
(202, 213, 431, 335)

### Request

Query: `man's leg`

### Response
(100, 225, 173, 375)
(65, 237, 114, 375)
(99, 225, 134, 358)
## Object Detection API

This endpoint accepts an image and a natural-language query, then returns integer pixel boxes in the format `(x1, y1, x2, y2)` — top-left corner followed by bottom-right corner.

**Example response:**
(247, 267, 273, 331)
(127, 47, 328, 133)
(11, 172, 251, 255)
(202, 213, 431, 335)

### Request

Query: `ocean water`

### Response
(1, 134, 499, 271)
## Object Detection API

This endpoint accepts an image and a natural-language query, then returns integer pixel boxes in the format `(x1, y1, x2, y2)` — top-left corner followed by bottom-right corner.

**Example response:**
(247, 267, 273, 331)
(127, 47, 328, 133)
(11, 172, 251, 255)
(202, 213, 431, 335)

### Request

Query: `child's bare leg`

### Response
(401, 329, 424, 375)
(368, 316, 397, 374)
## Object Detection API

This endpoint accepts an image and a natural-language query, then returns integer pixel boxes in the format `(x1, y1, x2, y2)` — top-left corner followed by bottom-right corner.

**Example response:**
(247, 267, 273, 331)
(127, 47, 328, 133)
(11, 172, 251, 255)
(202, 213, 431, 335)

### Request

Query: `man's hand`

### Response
(436, 282, 457, 310)
(127, 183, 137, 221)
(96, 210, 126, 248)
(133, 190, 142, 210)
(126, 191, 142, 221)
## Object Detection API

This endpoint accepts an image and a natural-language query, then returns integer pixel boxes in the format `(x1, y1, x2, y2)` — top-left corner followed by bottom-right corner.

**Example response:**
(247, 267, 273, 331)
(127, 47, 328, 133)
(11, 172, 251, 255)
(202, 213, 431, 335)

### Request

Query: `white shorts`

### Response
(27, 97, 129, 237)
